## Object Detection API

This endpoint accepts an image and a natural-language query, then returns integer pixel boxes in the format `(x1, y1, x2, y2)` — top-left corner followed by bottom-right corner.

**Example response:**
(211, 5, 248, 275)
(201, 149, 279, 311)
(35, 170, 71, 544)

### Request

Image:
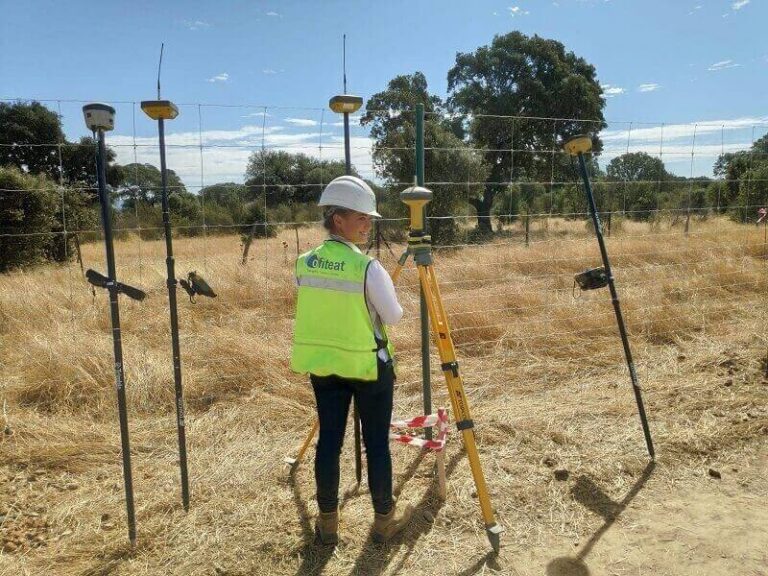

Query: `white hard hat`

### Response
(318, 175, 381, 218)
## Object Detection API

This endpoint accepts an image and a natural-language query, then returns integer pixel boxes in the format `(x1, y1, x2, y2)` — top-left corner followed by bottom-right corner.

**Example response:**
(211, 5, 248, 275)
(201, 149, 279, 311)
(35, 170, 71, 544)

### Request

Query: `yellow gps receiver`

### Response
(400, 185, 433, 234)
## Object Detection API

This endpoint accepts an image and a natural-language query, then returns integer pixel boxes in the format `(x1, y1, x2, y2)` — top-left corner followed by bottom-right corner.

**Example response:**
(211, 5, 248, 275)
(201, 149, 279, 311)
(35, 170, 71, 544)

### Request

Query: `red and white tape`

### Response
(390, 407, 449, 452)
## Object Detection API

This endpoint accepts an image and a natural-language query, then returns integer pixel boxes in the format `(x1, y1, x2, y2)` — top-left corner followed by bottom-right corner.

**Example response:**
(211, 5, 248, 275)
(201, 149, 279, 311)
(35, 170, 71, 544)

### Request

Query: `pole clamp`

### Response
(456, 419, 474, 431)
(441, 361, 459, 377)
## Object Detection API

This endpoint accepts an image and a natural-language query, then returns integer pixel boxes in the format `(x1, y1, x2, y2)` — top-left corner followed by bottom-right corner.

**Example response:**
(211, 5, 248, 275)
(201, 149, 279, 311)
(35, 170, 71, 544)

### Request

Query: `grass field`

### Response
(1, 216, 767, 575)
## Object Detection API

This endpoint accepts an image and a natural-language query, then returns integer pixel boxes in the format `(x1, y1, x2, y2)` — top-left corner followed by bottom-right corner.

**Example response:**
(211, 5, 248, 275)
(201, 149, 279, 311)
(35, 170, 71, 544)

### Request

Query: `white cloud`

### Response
(185, 20, 210, 30)
(262, 68, 278, 75)
(329, 114, 363, 127)
(207, 72, 229, 83)
(638, 83, 660, 92)
(241, 111, 271, 119)
(600, 116, 768, 146)
(708, 59, 740, 71)
(598, 117, 768, 176)
(107, 125, 376, 189)
(285, 118, 319, 127)
(266, 10, 281, 16)
(601, 84, 626, 97)
(508, 6, 530, 16)
(597, 142, 751, 174)
(732, 0, 749, 10)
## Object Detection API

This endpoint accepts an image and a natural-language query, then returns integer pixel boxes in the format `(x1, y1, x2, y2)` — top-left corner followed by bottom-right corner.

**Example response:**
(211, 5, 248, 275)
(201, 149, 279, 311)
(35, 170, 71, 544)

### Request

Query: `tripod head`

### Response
(400, 185, 432, 235)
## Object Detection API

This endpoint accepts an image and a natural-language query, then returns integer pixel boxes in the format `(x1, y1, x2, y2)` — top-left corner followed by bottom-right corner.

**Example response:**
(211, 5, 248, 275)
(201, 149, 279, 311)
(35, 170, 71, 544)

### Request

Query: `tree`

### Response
(0, 167, 58, 270)
(447, 32, 606, 233)
(0, 101, 65, 179)
(244, 150, 350, 207)
(362, 72, 451, 174)
(606, 152, 666, 182)
(198, 182, 250, 230)
(118, 162, 186, 207)
(200, 182, 248, 206)
(0, 102, 122, 205)
(605, 152, 671, 220)
(0, 166, 97, 270)
(60, 136, 123, 193)
(362, 72, 488, 244)
(713, 131, 768, 213)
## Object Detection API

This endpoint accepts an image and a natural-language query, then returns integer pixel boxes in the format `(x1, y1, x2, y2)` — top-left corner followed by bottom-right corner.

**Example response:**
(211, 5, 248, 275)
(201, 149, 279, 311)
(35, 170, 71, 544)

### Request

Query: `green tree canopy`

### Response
(604, 152, 671, 220)
(61, 136, 122, 192)
(362, 72, 488, 243)
(447, 32, 606, 232)
(118, 162, 187, 206)
(244, 150, 350, 206)
(713, 132, 768, 212)
(0, 102, 121, 202)
(606, 152, 667, 182)
(199, 182, 248, 205)
(0, 166, 97, 270)
(0, 101, 65, 179)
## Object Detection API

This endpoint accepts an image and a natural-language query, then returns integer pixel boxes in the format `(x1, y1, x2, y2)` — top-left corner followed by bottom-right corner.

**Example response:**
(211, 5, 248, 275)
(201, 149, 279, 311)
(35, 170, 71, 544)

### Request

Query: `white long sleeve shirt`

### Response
(297, 236, 403, 362)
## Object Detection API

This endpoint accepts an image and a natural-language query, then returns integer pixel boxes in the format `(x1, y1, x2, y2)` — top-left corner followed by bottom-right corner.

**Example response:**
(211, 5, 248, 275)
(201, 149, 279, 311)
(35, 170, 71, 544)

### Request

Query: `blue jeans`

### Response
(311, 359, 395, 515)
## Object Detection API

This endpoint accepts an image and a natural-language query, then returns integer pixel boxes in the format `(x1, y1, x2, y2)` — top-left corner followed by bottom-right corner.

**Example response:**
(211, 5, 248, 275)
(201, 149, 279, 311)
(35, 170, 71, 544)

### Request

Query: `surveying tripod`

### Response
(392, 185, 503, 552)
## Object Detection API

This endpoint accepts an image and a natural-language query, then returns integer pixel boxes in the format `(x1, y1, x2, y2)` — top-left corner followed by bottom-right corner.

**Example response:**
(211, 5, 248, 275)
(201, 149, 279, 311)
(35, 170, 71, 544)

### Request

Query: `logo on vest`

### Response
(306, 254, 346, 272)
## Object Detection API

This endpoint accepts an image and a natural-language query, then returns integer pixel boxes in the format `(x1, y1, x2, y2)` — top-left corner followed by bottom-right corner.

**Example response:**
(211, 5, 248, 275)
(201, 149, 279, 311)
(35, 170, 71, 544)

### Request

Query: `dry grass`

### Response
(1, 217, 767, 575)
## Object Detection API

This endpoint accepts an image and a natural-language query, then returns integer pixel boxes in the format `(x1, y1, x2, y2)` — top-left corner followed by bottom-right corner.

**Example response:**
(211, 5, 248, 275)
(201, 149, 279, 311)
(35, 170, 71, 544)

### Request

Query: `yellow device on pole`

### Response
(140, 100, 179, 120)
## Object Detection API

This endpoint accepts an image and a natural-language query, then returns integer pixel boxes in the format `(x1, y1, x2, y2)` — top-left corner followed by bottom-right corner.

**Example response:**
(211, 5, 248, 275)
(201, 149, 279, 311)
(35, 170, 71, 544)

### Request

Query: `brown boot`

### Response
(372, 503, 413, 543)
(315, 510, 338, 545)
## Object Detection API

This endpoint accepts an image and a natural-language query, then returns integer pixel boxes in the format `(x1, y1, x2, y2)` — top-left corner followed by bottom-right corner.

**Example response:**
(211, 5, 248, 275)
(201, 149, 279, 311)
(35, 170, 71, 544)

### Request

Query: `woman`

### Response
(291, 175, 412, 545)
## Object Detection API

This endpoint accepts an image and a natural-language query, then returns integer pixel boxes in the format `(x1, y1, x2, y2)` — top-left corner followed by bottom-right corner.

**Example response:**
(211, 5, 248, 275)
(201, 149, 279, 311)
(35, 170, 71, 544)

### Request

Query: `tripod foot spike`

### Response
(486, 523, 503, 553)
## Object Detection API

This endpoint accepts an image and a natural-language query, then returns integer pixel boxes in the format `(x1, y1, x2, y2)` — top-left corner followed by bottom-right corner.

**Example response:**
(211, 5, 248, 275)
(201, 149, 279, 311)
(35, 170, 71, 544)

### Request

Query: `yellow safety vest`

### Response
(291, 239, 394, 381)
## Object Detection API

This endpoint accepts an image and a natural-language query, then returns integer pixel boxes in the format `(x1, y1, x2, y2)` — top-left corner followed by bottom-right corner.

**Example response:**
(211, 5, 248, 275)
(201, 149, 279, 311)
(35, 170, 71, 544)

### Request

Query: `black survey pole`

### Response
(342, 115, 363, 486)
(343, 110, 352, 174)
(330, 40, 366, 485)
(157, 114, 191, 510)
(93, 121, 138, 545)
(416, 103, 433, 440)
(569, 137, 655, 459)
(143, 46, 191, 506)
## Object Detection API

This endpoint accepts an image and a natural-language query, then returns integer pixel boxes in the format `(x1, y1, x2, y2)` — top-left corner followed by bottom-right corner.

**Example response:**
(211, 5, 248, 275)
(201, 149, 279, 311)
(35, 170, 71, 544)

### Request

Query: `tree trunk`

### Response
(475, 192, 495, 234)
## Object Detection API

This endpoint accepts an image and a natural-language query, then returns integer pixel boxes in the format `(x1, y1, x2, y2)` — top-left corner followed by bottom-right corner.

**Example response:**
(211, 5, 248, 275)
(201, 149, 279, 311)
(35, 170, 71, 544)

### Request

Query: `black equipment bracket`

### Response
(574, 267, 609, 292)
(86, 269, 146, 301)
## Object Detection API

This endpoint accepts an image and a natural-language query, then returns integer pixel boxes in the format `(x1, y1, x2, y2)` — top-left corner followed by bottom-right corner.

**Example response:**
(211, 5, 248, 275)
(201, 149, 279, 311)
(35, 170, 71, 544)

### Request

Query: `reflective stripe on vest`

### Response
(291, 240, 394, 381)
(296, 276, 364, 293)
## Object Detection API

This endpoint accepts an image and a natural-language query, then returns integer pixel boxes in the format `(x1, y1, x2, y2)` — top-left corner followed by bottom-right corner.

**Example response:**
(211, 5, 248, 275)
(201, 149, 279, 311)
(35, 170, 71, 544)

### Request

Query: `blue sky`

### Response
(2, 0, 767, 187)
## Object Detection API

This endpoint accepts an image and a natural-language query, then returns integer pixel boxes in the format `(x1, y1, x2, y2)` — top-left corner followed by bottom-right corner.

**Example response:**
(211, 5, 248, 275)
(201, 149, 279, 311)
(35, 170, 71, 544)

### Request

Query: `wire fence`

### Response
(2, 99, 768, 414)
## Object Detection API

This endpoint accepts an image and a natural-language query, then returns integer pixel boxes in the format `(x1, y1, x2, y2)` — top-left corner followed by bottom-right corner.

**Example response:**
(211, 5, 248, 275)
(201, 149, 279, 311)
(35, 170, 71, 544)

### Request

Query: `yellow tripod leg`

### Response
(284, 418, 319, 467)
(417, 264, 503, 552)
(389, 248, 410, 284)
(390, 263, 404, 284)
